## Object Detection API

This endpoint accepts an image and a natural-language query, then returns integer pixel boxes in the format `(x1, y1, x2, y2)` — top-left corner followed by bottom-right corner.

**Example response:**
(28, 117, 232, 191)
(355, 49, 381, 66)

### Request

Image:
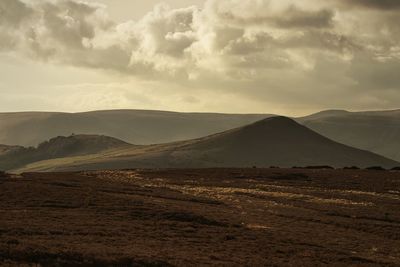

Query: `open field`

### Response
(1, 168, 400, 266)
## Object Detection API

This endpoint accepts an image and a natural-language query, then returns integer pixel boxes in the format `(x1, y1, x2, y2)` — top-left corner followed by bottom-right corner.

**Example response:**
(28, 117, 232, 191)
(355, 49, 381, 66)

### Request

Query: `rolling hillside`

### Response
(298, 109, 400, 161)
(0, 134, 131, 170)
(13, 117, 399, 172)
(0, 145, 24, 156)
(1, 109, 399, 162)
(0, 110, 271, 147)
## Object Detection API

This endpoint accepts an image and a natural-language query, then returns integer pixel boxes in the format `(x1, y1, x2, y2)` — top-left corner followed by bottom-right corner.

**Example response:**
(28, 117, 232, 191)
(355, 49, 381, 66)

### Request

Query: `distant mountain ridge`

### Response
(1, 108, 399, 161)
(11, 117, 398, 172)
(0, 134, 130, 170)
(298, 109, 400, 161)
(0, 144, 24, 156)
(0, 110, 271, 147)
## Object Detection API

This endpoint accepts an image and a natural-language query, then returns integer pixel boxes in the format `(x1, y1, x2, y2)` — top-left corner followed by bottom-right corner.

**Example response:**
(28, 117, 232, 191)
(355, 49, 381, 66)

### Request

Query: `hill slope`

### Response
(14, 117, 399, 172)
(0, 145, 24, 156)
(2, 109, 399, 162)
(0, 110, 271, 147)
(298, 109, 400, 161)
(0, 134, 131, 171)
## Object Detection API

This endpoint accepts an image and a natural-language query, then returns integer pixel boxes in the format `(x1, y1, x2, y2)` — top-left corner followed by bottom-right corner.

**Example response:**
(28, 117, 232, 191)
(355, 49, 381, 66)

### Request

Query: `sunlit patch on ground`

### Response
(1, 168, 399, 266)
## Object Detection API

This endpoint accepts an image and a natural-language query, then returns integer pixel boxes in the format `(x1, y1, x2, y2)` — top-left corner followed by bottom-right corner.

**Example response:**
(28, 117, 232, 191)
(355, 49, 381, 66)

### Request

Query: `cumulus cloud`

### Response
(0, 0, 400, 112)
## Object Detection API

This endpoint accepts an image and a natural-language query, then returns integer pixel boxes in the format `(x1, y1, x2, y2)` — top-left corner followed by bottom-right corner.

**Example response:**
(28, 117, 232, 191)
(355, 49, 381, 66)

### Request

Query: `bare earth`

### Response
(1, 168, 400, 266)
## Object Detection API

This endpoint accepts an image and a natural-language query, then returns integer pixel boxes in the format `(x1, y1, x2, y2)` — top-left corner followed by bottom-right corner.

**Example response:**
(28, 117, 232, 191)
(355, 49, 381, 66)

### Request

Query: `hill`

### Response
(0, 134, 131, 171)
(14, 117, 399, 172)
(0, 110, 271, 147)
(0, 145, 24, 156)
(2, 109, 399, 162)
(298, 109, 400, 161)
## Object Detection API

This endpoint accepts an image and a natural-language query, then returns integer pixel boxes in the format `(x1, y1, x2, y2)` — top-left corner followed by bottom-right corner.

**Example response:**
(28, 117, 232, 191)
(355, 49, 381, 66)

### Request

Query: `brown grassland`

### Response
(0, 168, 400, 266)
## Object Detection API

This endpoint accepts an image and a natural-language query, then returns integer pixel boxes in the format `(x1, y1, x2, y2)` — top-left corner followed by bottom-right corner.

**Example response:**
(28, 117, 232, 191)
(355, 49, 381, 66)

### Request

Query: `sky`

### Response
(0, 0, 399, 116)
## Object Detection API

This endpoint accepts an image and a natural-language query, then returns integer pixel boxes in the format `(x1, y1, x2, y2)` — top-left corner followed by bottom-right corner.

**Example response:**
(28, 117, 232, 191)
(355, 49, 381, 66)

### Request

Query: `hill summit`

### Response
(160, 116, 398, 168)
(20, 116, 397, 172)
(0, 134, 131, 171)
(36, 134, 130, 158)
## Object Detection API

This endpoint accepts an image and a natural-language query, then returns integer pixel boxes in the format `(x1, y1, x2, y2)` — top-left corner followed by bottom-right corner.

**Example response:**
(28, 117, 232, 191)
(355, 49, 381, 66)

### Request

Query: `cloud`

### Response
(213, 5, 335, 29)
(336, 0, 400, 10)
(0, 0, 33, 27)
(0, 0, 399, 113)
(0, 0, 33, 50)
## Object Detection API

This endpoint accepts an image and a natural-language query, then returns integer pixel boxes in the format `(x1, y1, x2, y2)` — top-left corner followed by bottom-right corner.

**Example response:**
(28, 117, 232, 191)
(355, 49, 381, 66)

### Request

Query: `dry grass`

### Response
(0, 168, 400, 266)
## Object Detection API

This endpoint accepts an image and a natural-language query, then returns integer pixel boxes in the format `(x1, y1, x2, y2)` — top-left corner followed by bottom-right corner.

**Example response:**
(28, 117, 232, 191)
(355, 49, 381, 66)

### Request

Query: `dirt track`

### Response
(1, 168, 400, 266)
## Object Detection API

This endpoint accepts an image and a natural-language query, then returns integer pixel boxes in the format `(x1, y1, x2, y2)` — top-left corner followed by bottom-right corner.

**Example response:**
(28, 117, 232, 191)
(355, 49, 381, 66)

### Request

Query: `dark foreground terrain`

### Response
(1, 168, 400, 266)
